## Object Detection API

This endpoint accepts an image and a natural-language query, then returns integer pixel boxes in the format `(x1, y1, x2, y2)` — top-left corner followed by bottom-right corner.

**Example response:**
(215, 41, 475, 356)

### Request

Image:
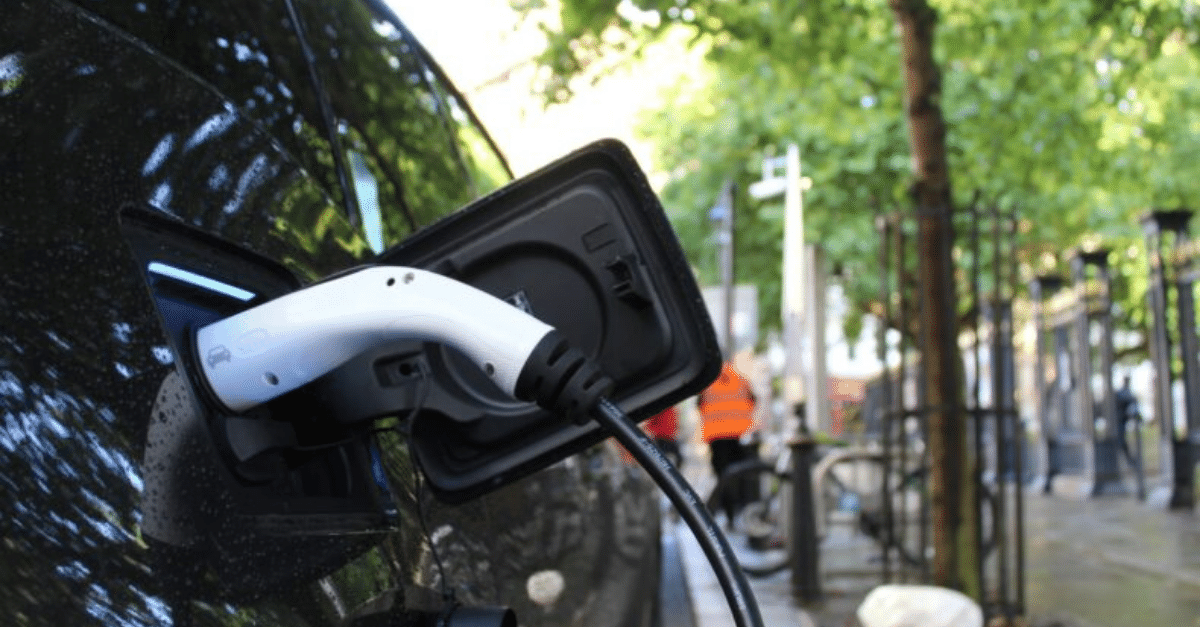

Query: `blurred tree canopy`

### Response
(516, 0, 1200, 358)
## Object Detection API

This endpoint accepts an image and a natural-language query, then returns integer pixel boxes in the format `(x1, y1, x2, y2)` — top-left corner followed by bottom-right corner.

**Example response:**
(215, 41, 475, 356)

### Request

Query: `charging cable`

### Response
(592, 398, 764, 627)
(194, 265, 763, 627)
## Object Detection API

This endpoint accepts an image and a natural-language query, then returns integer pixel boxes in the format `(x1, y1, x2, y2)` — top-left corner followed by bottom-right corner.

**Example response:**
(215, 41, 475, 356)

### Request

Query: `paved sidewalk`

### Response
(670, 442, 867, 627)
(667, 455, 1200, 627)
(672, 490, 1200, 627)
(672, 518, 818, 627)
(1023, 490, 1200, 627)
(667, 447, 821, 626)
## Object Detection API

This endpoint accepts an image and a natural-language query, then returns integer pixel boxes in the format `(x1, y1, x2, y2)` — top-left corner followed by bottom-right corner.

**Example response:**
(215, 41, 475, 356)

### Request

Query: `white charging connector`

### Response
(195, 266, 553, 413)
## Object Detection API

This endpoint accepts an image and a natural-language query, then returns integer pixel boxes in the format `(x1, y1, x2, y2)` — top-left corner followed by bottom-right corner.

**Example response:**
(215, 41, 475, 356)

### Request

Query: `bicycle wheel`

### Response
(707, 459, 791, 577)
(886, 465, 931, 568)
(816, 454, 926, 566)
(884, 468, 1002, 566)
(819, 458, 883, 539)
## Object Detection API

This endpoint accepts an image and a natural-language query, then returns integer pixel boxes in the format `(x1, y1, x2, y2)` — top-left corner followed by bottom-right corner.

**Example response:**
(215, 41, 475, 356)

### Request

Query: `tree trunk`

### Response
(889, 0, 977, 595)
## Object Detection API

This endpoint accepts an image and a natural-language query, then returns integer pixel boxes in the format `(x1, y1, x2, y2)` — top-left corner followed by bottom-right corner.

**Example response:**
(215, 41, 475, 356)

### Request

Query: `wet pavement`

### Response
(1023, 490, 1200, 627)
(664, 448, 817, 627)
(666, 459, 1200, 627)
(671, 516, 817, 627)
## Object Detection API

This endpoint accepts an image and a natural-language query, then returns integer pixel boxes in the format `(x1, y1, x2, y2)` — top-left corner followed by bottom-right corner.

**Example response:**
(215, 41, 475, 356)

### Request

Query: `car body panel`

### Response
(0, 1, 660, 625)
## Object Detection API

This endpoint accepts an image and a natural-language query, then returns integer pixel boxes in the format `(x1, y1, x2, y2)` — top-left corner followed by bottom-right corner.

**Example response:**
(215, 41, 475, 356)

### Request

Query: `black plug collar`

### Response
(513, 330, 613, 424)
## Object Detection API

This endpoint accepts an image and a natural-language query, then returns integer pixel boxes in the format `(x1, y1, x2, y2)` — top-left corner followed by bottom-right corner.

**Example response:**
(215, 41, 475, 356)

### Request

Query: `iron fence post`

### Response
(789, 434, 821, 602)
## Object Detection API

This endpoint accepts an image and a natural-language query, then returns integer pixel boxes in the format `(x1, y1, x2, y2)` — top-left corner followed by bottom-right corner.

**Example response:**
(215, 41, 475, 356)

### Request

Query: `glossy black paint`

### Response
(0, 1, 660, 625)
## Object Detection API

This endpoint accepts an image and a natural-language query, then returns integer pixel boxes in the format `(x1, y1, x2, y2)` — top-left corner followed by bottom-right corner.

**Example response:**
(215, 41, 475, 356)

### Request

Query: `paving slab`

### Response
(1023, 491, 1200, 627)
(666, 436, 1200, 626)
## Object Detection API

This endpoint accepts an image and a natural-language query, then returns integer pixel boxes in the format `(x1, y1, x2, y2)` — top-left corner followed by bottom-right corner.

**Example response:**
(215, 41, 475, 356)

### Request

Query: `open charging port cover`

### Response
(327, 140, 722, 502)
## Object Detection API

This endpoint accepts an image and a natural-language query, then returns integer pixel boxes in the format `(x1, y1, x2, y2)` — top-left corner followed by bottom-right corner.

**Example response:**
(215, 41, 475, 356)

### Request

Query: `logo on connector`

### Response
(207, 345, 232, 368)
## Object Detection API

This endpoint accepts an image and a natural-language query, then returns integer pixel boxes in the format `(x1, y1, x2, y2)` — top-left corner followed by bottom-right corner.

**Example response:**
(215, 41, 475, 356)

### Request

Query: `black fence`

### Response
(870, 201, 1025, 621)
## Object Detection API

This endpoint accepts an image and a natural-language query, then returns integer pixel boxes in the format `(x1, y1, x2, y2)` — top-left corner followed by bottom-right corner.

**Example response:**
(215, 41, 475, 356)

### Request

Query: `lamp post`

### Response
(1142, 209, 1199, 508)
(750, 145, 825, 432)
(1070, 249, 1122, 496)
(710, 181, 736, 358)
(1030, 274, 1065, 493)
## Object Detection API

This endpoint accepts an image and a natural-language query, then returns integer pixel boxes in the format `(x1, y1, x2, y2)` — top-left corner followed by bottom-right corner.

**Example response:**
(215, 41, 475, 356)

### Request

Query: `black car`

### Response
(0, 1, 721, 625)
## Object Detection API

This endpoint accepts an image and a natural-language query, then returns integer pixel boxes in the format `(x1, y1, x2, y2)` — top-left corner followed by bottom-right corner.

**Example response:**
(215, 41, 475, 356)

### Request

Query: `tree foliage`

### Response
(518, 0, 1200, 603)
(517, 0, 1200, 355)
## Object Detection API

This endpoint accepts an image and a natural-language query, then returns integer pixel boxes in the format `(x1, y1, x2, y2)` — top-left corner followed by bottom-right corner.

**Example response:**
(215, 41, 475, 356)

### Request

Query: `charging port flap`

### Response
(363, 139, 721, 502)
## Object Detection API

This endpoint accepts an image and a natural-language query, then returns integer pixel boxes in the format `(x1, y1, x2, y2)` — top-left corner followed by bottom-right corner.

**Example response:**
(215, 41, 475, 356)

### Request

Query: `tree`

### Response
(518, 0, 1200, 340)
(516, 0, 1200, 601)
(888, 0, 973, 593)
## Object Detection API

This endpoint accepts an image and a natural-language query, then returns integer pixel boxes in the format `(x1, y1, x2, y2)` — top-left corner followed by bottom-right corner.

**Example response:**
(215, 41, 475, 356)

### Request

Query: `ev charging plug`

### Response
(195, 266, 611, 418)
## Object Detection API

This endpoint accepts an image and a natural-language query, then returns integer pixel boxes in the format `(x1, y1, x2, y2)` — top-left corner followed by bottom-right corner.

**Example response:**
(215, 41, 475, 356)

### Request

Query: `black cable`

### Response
(592, 398, 764, 627)
(396, 365, 451, 602)
(411, 450, 451, 603)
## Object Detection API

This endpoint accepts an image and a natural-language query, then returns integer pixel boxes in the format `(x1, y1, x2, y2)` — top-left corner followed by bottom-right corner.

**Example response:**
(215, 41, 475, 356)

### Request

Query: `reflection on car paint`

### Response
(183, 112, 237, 152)
(141, 134, 174, 176)
(0, 53, 25, 96)
(2, 1, 663, 625)
(147, 262, 256, 301)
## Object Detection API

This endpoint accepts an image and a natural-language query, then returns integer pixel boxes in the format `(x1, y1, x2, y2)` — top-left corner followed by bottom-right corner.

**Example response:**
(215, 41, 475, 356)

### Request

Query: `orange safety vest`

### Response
(698, 363, 755, 443)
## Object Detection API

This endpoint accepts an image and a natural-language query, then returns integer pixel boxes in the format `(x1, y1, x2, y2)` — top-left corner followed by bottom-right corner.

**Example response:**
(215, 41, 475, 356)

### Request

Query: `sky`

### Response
(384, 1, 695, 180)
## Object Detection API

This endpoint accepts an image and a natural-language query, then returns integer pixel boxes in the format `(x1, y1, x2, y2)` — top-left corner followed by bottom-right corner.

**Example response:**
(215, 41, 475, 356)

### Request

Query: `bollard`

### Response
(789, 434, 821, 602)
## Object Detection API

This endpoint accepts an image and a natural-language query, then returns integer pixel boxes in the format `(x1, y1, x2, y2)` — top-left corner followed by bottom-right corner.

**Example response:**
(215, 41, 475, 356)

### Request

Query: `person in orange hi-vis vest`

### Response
(697, 361, 756, 527)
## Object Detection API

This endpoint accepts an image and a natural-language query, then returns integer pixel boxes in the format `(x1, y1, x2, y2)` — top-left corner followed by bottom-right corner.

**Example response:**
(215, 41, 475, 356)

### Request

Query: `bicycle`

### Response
(705, 453, 793, 577)
(703, 443, 891, 577)
(707, 442, 1000, 577)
